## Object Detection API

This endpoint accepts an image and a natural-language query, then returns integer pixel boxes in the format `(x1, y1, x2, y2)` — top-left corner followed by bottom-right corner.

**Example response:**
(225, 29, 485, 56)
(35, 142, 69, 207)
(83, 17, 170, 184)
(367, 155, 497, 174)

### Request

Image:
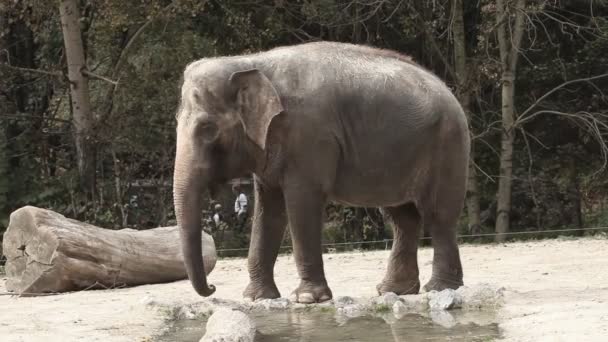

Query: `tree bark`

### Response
(59, 0, 96, 197)
(0, 8, 9, 234)
(452, 0, 482, 234)
(495, 0, 527, 242)
(2, 206, 217, 295)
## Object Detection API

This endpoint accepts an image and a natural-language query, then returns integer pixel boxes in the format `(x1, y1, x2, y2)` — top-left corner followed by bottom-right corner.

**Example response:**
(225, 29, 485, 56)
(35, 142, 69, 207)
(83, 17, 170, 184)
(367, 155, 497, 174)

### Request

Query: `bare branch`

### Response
(472, 159, 496, 183)
(0, 63, 62, 77)
(519, 109, 608, 173)
(96, 1, 177, 124)
(515, 73, 608, 126)
(406, 3, 458, 81)
(1, 113, 71, 124)
(82, 69, 118, 85)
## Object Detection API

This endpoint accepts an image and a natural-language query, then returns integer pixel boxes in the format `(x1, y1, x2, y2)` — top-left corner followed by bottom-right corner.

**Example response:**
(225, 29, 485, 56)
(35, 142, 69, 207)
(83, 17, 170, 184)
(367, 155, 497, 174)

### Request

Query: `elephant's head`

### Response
(173, 62, 284, 296)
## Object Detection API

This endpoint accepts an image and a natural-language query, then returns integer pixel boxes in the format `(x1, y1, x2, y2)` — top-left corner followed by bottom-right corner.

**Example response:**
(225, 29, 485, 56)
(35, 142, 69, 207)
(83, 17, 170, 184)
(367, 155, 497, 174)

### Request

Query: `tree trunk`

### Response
(59, 0, 96, 198)
(495, 73, 516, 241)
(0, 9, 9, 233)
(2, 206, 217, 295)
(0, 117, 7, 233)
(494, 0, 527, 242)
(452, 0, 482, 233)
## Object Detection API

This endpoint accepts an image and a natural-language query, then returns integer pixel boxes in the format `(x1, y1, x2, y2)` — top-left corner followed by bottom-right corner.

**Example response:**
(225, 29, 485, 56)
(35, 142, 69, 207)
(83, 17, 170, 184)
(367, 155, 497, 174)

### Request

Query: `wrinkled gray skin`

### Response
(173, 42, 469, 303)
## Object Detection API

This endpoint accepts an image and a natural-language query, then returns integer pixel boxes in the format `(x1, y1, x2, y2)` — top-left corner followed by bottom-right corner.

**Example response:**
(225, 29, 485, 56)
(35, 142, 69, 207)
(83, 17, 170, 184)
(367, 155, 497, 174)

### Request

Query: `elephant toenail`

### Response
(319, 294, 331, 302)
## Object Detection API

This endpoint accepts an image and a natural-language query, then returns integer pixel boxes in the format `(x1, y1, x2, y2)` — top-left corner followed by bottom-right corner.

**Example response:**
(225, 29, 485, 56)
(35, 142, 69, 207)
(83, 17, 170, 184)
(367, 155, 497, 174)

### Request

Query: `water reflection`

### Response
(160, 310, 500, 342)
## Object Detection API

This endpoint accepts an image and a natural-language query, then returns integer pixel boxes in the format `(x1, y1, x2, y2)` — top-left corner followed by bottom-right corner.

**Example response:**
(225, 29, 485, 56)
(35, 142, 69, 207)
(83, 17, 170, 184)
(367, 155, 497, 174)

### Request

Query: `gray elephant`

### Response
(173, 41, 469, 303)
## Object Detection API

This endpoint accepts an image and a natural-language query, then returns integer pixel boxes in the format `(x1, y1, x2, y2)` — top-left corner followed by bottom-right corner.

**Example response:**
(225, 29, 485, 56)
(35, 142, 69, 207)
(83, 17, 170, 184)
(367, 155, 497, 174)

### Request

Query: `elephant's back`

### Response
(258, 42, 455, 123)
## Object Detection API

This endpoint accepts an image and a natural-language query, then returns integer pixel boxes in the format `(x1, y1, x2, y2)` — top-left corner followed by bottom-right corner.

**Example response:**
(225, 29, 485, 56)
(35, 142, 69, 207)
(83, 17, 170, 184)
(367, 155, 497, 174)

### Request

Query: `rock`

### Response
(334, 296, 355, 308)
(456, 284, 505, 309)
(382, 292, 402, 306)
(336, 304, 366, 318)
(428, 289, 462, 311)
(371, 292, 401, 307)
(255, 298, 290, 310)
(400, 293, 429, 311)
(201, 308, 256, 342)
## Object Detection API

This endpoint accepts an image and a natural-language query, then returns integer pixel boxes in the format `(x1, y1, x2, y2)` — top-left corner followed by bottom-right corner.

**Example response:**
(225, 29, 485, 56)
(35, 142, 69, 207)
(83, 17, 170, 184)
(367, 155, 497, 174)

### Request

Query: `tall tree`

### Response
(495, 0, 527, 242)
(452, 0, 481, 233)
(59, 0, 95, 197)
(0, 7, 8, 230)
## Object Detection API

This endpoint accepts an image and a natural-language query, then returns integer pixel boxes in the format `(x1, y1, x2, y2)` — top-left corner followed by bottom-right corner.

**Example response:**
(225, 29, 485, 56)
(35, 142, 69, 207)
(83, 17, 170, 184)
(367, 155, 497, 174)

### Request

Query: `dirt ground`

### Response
(1, 236, 607, 342)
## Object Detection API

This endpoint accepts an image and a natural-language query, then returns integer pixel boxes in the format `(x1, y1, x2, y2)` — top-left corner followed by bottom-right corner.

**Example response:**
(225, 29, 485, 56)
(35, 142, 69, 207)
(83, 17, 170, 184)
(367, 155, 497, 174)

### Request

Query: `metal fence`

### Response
(216, 226, 608, 257)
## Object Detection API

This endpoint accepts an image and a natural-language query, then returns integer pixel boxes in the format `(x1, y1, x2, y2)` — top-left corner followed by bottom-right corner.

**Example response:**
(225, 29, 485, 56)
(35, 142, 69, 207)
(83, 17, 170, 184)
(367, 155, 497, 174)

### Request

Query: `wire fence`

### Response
(216, 226, 608, 257)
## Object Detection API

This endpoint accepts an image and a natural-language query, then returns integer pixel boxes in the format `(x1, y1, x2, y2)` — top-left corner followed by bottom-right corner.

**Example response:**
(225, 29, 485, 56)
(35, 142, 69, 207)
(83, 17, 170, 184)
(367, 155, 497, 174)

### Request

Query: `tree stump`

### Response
(2, 206, 217, 295)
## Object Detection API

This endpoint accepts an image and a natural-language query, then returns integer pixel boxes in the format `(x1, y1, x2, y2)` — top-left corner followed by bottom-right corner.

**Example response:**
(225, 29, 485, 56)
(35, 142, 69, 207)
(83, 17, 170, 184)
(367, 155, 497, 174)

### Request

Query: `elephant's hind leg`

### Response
(422, 125, 467, 291)
(377, 203, 422, 295)
(422, 204, 464, 292)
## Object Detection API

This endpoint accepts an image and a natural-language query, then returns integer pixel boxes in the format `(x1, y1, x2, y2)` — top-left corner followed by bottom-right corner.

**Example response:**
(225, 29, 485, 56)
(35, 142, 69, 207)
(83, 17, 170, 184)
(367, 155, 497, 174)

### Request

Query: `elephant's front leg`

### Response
(243, 179, 287, 301)
(284, 182, 332, 304)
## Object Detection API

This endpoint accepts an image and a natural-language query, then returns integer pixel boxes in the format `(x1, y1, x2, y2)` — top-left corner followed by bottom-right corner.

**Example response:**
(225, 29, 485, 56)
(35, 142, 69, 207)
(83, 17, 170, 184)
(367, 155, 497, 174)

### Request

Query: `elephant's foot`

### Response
(422, 275, 463, 292)
(376, 278, 420, 295)
(289, 279, 333, 304)
(243, 280, 281, 301)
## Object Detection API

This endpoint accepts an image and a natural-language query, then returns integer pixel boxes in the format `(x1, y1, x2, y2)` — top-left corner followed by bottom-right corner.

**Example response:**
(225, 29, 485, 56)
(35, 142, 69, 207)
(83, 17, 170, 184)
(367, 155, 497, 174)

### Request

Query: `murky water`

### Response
(159, 310, 500, 341)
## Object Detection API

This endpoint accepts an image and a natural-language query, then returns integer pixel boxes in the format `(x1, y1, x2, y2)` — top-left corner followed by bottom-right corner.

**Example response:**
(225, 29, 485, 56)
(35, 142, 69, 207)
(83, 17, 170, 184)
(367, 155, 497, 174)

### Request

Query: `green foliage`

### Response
(373, 304, 391, 314)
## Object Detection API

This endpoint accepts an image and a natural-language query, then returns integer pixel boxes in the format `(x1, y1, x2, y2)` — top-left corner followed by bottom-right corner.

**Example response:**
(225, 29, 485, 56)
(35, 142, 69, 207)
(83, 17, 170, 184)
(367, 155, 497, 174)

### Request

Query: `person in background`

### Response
(212, 203, 223, 229)
(233, 184, 248, 231)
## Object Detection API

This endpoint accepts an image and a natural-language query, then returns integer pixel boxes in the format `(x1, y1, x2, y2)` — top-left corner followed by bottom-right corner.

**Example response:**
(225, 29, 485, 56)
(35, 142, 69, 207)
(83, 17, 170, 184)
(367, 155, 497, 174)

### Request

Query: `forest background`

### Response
(1, 0, 608, 257)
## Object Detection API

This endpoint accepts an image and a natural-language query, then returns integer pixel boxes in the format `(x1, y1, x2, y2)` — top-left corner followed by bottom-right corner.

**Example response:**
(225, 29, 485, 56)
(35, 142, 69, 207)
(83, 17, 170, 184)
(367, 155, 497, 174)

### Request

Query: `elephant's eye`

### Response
(195, 121, 219, 142)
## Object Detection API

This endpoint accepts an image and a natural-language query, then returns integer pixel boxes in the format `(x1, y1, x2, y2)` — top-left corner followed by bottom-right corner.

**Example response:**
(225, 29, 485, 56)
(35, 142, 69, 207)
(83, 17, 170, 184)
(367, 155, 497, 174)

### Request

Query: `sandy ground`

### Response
(1, 236, 607, 342)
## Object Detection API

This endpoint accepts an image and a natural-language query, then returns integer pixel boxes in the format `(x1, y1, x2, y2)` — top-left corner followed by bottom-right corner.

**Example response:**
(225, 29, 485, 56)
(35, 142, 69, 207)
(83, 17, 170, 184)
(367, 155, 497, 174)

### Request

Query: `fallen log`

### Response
(2, 206, 216, 295)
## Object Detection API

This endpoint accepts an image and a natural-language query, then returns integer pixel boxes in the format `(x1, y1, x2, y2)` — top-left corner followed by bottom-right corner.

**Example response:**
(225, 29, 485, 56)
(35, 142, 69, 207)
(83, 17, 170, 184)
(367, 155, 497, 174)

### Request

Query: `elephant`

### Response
(173, 41, 469, 303)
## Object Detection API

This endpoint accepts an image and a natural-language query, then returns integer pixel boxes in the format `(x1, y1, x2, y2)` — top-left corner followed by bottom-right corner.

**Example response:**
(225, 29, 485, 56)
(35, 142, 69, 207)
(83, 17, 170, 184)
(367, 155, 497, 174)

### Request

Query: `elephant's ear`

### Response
(229, 69, 284, 150)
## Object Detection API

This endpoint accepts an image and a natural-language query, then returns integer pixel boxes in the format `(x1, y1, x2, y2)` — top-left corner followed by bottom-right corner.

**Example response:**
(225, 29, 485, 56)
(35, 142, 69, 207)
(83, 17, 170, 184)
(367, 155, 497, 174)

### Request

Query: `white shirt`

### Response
(213, 213, 221, 226)
(234, 193, 248, 214)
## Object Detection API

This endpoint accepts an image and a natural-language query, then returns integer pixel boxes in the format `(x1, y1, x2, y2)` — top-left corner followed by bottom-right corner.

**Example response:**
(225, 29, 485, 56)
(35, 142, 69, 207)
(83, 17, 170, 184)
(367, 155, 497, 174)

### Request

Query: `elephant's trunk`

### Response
(173, 135, 216, 297)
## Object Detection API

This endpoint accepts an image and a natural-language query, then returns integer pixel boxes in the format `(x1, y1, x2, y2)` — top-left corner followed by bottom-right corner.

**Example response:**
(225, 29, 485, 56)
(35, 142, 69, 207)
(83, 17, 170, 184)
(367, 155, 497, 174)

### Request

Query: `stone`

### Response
(400, 293, 429, 311)
(334, 296, 355, 308)
(200, 308, 256, 342)
(456, 284, 505, 309)
(428, 289, 462, 311)
(371, 292, 402, 307)
(257, 298, 291, 310)
(336, 304, 367, 318)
